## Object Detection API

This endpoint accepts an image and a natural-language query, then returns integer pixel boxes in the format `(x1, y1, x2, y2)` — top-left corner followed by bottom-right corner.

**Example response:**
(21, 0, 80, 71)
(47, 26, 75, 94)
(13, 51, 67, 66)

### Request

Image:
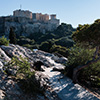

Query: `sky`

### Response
(0, 0, 100, 28)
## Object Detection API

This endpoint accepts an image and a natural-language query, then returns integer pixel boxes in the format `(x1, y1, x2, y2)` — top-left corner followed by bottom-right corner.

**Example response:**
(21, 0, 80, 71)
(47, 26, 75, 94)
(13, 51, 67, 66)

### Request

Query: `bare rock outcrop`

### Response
(0, 44, 67, 100)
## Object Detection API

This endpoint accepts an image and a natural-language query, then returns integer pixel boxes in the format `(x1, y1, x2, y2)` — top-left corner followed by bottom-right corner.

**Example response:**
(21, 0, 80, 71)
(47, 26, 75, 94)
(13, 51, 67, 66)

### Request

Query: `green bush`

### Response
(54, 37, 74, 48)
(17, 36, 35, 46)
(0, 36, 9, 46)
(8, 56, 34, 79)
(6, 56, 43, 94)
(65, 46, 94, 78)
(50, 44, 68, 57)
(40, 41, 53, 52)
(79, 60, 100, 87)
(67, 46, 94, 68)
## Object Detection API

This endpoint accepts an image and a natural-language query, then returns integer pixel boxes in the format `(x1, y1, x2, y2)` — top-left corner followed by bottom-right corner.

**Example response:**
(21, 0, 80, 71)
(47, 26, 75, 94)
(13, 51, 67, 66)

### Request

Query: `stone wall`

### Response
(0, 10, 60, 36)
(32, 13, 49, 22)
(13, 9, 32, 19)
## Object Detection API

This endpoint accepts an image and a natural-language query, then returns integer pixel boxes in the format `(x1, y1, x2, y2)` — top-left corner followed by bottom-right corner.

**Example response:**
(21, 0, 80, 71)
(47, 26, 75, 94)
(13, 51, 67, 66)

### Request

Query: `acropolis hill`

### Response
(0, 9, 60, 36)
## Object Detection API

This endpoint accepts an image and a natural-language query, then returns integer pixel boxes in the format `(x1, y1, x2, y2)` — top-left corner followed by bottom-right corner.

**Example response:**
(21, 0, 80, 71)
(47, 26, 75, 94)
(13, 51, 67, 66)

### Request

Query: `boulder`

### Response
(1, 45, 25, 58)
(0, 89, 5, 100)
(0, 72, 22, 100)
(35, 72, 49, 89)
(52, 64, 66, 72)
(55, 57, 68, 64)
(0, 48, 11, 61)
(51, 54, 59, 61)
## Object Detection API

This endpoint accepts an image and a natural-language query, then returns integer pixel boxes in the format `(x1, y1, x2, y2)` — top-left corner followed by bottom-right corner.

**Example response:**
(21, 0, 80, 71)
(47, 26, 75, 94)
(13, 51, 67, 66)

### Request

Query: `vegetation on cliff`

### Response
(6, 56, 43, 94)
(65, 19, 100, 89)
(17, 23, 75, 57)
(0, 36, 9, 46)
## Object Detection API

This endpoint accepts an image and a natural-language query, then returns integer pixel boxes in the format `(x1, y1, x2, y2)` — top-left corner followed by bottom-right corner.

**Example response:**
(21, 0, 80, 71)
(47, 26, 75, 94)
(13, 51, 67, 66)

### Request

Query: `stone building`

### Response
(0, 9, 60, 36)
(50, 14, 56, 20)
(32, 13, 49, 22)
(47, 14, 59, 31)
(13, 9, 32, 19)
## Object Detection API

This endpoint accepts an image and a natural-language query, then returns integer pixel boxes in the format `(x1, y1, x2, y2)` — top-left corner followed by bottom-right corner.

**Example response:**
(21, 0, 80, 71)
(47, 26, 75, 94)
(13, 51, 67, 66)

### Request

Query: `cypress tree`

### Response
(9, 27, 16, 44)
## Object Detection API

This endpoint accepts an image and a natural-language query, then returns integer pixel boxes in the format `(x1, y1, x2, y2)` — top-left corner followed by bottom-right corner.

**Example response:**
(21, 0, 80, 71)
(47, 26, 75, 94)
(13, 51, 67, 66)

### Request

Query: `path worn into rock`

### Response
(0, 44, 99, 100)
(42, 62, 99, 100)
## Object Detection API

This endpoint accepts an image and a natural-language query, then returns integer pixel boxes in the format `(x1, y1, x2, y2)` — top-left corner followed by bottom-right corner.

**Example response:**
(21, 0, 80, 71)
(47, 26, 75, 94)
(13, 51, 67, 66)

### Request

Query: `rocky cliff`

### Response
(0, 16, 58, 37)
(0, 44, 67, 100)
(0, 44, 99, 100)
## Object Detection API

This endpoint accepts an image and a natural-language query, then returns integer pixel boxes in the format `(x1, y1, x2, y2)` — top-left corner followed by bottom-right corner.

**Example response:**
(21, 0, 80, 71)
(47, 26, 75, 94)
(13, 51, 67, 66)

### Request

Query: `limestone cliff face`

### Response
(0, 15, 59, 37)
(3, 16, 37, 37)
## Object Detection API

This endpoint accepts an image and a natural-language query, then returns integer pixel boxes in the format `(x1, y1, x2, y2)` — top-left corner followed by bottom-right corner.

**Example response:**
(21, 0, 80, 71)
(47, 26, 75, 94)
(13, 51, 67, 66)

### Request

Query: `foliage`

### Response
(27, 23, 75, 43)
(65, 19, 100, 89)
(28, 32, 43, 42)
(54, 23, 75, 38)
(17, 36, 35, 46)
(79, 60, 100, 87)
(8, 56, 34, 79)
(68, 46, 94, 67)
(38, 33, 56, 43)
(50, 44, 68, 57)
(65, 45, 94, 78)
(0, 36, 9, 46)
(17, 23, 75, 56)
(7, 56, 43, 93)
(9, 27, 17, 44)
(39, 40, 54, 52)
(54, 37, 74, 48)
(72, 19, 100, 46)
(8, 57, 40, 92)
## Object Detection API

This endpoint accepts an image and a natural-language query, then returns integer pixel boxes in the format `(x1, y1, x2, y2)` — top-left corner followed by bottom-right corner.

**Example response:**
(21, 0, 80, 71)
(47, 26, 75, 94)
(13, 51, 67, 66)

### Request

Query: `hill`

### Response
(0, 44, 98, 100)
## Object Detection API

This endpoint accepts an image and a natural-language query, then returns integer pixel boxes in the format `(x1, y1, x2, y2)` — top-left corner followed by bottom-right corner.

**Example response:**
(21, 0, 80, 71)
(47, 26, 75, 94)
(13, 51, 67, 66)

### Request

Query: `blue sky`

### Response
(0, 0, 100, 28)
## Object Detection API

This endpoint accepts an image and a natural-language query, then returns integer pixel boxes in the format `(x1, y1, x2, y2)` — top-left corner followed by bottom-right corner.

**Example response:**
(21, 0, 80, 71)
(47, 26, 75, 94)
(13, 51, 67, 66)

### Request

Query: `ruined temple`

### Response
(0, 9, 60, 36)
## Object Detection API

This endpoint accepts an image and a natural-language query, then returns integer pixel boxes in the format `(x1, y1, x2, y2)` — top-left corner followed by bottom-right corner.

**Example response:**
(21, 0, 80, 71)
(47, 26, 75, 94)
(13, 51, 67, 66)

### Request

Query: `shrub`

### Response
(17, 36, 35, 46)
(54, 37, 74, 48)
(50, 44, 68, 57)
(6, 56, 43, 94)
(40, 41, 52, 52)
(7, 56, 34, 79)
(68, 46, 94, 67)
(0, 36, 9, 46)
(65, 46, 94, 78)
(79, 60, 100, 87)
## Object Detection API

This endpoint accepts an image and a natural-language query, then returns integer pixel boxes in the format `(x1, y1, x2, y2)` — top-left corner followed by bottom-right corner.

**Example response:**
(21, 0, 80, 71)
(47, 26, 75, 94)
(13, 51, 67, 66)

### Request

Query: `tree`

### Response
(66, 46, 94, 79)
(50, 44, 68, 57)
(39, 41, 51, 52)
(9, 27, 16, 44)
(73, 20, 100, 46)
(54, 23, 75, 38)
(39, 40, 54, 52)
(72, 19, 100, 83)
